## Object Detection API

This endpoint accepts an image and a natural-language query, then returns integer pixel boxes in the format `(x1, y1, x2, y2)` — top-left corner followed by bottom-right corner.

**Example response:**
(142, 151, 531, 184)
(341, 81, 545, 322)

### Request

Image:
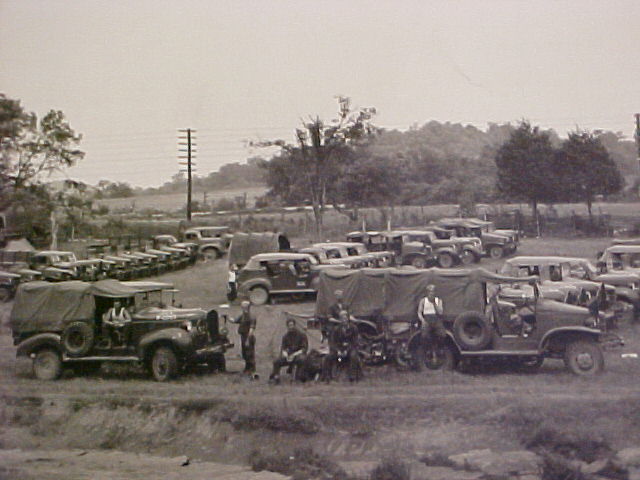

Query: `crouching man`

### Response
(269, 318, 309, 384)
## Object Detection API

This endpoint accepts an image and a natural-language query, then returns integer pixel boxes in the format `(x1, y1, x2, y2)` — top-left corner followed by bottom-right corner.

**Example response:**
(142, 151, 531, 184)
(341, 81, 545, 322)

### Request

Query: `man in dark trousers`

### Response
(322, 310, 362, 382)
(230, 300, 257, 378)
(323, 289, 349, 342)
(269, 318, 309, 384)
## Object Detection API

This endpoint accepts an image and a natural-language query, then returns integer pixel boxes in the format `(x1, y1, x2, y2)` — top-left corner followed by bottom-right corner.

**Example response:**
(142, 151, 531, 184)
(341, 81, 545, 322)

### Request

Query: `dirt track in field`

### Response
(2, 236, 640, 476)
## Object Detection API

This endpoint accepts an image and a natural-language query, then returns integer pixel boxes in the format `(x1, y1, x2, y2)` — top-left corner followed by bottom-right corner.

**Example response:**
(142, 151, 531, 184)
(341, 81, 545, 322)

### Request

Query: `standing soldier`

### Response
(230, 300, 257, 378)
(417, 284, 446, 364)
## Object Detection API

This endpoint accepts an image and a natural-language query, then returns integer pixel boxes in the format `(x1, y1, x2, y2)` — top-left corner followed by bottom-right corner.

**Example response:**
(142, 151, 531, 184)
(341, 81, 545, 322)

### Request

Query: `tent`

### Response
(10, 280, 138, 334)
(227, 232, 283, 267)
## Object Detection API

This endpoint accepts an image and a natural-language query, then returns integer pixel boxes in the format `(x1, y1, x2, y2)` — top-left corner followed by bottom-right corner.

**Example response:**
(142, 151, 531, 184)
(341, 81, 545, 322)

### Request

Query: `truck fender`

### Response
(137, 328, 192, 359)
(16, 333, 61, 357)
(540, 326, 602, 352)
(434, 247, 460, 260)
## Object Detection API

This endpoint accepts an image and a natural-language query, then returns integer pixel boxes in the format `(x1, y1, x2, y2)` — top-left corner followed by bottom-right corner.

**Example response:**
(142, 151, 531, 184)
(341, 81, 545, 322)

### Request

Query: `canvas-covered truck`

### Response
(314, 267, 622, 375)
(10, 280, 233, 381)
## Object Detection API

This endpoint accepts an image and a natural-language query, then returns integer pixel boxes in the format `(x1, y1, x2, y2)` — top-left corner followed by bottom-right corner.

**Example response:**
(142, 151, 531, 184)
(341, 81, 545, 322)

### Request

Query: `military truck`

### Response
(435, 218, 516, 259)
(10, 280, 233, 381)
(183, 226, 233, 260)
(315, 267, 622, 375)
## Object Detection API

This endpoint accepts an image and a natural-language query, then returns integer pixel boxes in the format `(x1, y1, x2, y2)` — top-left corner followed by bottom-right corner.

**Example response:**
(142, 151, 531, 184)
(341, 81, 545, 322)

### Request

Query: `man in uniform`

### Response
(269, 318, 309, 384)
(101, 299, 132, 347)
(417, 284, 446, 346)
(230, 300, 257, 377)
(322, 310, 362, 382)
(324, 289, 349, 342)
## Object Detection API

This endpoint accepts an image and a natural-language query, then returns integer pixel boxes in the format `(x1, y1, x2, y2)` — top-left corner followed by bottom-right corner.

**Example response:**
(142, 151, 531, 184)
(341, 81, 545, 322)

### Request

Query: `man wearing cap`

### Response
(417, 284, 446, 349)
(230, 300, 257, 376)
(269, 318, 309, 384)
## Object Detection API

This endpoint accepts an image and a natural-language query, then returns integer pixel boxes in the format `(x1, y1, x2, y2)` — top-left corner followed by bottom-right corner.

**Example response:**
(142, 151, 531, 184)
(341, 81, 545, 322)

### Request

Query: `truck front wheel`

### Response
(564, 340, 604, 376)
(150, 346, 179, 381)
(33, 348, 62, 380)
(489, 245, 504, 259)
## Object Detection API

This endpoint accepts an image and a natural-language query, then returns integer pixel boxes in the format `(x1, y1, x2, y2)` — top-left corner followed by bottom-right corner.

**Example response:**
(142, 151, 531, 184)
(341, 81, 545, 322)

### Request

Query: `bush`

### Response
(369, 458, 411, 480)
(251, 447, 349, 480)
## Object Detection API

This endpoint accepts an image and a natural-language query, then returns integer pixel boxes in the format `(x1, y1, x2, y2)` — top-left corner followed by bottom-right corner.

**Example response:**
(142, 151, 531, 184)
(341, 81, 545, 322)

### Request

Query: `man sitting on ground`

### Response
(269, 318, 309, 384)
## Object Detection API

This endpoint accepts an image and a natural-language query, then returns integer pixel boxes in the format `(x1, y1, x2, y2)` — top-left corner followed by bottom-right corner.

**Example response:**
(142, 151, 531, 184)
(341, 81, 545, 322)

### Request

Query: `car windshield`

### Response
(325, 248, 342, 259)
(135, 289, 174, 309)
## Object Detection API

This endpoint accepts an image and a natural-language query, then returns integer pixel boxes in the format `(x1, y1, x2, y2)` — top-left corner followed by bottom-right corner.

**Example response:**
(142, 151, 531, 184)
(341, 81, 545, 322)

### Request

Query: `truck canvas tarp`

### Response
(10, 280, 137, 334)
(315, 267, 536, 322)
(227, 232, 282, 267)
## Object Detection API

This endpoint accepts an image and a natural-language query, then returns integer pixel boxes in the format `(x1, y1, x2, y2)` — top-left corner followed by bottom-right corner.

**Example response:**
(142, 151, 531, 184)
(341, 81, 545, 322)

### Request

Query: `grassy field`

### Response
(96, 185, 267, 213)
(2, 236, 640, 473)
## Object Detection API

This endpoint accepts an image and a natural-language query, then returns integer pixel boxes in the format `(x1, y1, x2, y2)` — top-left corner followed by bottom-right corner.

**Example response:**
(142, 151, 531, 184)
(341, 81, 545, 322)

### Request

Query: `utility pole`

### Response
(178, 128, 197, 221)
(635, 114, 640, 197)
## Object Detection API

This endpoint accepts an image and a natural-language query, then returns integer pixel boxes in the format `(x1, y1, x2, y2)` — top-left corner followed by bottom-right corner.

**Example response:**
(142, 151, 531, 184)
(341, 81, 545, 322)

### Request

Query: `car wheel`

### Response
(202, 248, 220, 261)
(249, 286, 269, 306)
(460, 250, 476, 266)
(410, 256, 427, 269)
(62, 321, 95, 357)
(33, 348, 63, 381)
(564, 340, 604, 376)
(453, 311, 492, 351)
(437, 252, 455, 269)
(150, 346, 179, 381)
(424, 342, 457, 371)
(489, 245, 504, 259)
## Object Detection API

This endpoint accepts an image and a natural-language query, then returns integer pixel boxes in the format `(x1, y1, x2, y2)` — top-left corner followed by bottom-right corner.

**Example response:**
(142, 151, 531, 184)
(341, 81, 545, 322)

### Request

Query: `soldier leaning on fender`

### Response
(229, 300, 257, 376)
(417, 284, 446, 347)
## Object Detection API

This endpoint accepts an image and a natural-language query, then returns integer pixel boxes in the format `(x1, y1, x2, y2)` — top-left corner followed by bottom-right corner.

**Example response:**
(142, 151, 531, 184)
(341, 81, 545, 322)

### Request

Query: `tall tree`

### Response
(259, 97, 377, 238)
(494, 121, 558, 234)
(559, 130, 623, 221)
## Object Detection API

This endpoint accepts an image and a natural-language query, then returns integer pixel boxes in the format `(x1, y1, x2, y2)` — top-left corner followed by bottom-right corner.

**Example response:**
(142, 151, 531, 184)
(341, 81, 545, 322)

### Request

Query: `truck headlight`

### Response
(183, 320, 193, 332)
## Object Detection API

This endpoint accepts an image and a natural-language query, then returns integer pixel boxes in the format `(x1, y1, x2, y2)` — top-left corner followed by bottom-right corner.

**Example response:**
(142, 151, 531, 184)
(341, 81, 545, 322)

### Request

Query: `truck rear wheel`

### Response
(410, 256, 427, 269)
(150, 346, 179, 381)
(437, 252, 455, 268)
(564, 340, 603, 376)
(249, 286, 269, 305)
(460, 250, 476, 266)
(33, 348, 62, 380)
(489, 245, 504, 259)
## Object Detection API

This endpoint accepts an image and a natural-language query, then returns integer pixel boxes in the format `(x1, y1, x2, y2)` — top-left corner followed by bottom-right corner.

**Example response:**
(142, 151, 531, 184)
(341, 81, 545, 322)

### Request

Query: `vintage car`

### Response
(342, 235, 396, 267)
(144, 248, 175, 271)
(153, 235, 198, 264)
(314, 267, 622, 375)
(422, 225, 484, 264)
(235, 252, 343, 305)
(227, 231, 291, 269)
(103, 255, 135, 280)
(387, 230, 465, 268)
(73, 259, 103, 282)
(348, 230, 436, 268)
(435, 218, 516, 259)
(183, 226, 233, 260)
(298, 246, 354, 267)
(28, 251, 79, 281)
(465, 218, 520, 245)
(0, 270, 21, 302)
(597, 245, 640, 274)
(10, 280, 233, 381)
(312, 243, 372, 268)
(159, 246, 191, 270)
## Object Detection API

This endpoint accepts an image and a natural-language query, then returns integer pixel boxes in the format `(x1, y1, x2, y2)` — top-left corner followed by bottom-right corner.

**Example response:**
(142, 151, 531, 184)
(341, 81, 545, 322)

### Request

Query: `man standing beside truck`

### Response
(417, 284, 446, 348)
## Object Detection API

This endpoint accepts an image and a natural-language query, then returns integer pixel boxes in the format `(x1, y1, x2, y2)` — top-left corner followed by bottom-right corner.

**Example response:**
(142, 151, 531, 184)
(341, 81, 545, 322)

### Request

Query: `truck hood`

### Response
(133, 306, 206, 322)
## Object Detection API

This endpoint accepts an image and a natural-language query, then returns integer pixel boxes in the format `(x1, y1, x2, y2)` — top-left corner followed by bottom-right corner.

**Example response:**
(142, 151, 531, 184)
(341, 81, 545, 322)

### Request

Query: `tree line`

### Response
(258, 98, 627, 238)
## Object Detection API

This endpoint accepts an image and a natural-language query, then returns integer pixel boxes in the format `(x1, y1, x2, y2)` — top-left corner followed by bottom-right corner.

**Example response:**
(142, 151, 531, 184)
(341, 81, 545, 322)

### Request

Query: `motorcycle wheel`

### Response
(423, 342, 456, 371)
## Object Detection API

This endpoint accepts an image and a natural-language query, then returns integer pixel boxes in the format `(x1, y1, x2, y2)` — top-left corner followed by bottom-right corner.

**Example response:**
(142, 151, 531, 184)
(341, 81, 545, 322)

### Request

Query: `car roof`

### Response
(505, 256, 589, 266)
(34, 250, 75, 256)
(250, 252, 315, 261)
(605, 245, 640, 254)
(321, 241, 365, 247)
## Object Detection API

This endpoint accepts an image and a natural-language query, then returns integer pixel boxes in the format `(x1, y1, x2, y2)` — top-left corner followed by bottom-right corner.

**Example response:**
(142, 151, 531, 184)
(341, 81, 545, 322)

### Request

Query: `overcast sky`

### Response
(1, 0, 639, 187)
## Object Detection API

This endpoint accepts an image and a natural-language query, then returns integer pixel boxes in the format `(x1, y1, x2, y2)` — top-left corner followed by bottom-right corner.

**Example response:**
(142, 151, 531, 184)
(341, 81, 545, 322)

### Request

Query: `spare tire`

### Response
(62, 321, 95, 357)
(452, 311, 492, 351)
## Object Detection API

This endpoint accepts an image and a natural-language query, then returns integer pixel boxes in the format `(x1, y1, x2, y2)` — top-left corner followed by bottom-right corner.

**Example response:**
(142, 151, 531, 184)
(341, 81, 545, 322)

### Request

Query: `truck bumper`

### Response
(193, 342, 234, 362)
